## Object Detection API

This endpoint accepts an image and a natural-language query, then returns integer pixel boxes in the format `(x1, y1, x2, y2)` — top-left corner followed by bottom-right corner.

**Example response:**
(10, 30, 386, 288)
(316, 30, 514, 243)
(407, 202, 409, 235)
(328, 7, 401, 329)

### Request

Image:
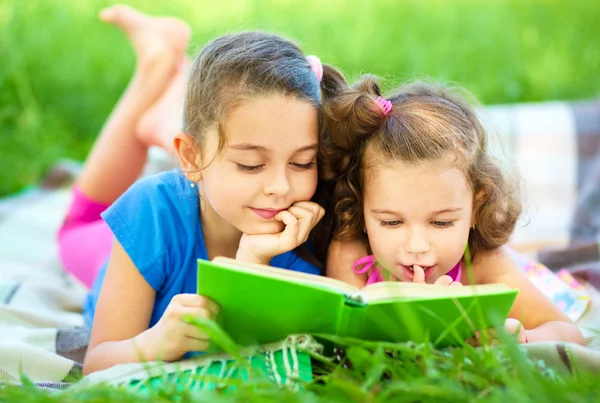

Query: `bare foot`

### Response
(99, 5, 190, 64)
(99, 5, 191, 149)
(136, 57, 190, 151)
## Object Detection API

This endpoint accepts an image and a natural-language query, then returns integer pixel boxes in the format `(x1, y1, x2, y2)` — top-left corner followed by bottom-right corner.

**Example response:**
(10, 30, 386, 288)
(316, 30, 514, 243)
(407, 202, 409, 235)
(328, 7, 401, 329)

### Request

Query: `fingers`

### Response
(504, 318, 526, 343)
(287, 204, 313, 243)
(287, 201, 325, 244)
(179, 306, 217, 322)
(275, 210, 300, 251)
(172, 294, 220, 315)
(412, 265, 425, 283)
(178, 306, 215, 351)
(183, 337, 210, 352)
(433, 275, 453, 286)
(504, 318, 522, 335)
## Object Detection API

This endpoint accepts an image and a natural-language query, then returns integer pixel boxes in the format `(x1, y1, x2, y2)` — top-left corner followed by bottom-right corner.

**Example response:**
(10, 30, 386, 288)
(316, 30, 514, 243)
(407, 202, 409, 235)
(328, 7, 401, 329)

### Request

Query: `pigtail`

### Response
(320, 63, 347, 101)
(316, 74, 388, 247)
(324, 75, 384, 156)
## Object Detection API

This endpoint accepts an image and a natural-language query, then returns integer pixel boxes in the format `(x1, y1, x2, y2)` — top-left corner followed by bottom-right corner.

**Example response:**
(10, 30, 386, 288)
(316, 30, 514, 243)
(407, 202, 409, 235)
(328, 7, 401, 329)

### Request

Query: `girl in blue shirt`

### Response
(56, 6, 338, 374)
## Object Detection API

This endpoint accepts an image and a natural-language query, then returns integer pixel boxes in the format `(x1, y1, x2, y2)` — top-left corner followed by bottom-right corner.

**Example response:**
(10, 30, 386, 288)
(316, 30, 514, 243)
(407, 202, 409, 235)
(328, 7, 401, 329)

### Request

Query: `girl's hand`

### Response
(236, 201, 325, 264)
(137, 294, 220, 362)
(503, 318, 528, 343)
(466, 319, 527, 347)
(412, 265, 463, 287)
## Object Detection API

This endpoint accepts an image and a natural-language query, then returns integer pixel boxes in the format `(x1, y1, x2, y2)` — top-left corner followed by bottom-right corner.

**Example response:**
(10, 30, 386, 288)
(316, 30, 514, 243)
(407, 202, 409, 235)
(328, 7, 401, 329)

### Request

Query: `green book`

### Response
(197, 257, 518, 350)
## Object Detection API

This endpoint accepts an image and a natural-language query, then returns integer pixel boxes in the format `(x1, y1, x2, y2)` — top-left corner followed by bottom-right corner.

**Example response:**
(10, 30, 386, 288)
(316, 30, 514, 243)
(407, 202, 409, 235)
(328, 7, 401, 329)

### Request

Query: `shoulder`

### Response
(122, 170, 192, 206)
(100, 170, 199, 289)
(472, 247, 506, 281)
(472, 246, 524, 285)
(103, 170, 197, 222)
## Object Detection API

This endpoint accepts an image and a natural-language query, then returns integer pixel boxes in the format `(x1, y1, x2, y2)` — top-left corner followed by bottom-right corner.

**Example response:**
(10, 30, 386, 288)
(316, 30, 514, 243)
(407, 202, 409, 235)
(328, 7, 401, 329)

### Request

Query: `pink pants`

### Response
(57, 187, 113, 288)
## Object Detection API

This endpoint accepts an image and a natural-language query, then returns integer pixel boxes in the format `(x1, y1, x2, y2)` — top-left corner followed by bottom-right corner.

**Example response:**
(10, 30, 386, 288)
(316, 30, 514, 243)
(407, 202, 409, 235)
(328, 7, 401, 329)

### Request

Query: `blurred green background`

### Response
(1, 0, 599, 197)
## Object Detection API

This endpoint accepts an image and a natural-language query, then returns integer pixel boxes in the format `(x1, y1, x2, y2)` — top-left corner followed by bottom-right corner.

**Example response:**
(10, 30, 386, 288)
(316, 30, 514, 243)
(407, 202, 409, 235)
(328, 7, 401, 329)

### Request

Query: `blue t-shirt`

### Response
(83, 170, 321, 328)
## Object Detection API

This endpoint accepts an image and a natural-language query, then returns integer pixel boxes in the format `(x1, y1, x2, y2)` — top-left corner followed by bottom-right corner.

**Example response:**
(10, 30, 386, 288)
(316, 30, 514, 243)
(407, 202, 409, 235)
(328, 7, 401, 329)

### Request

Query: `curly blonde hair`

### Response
(318, 76, 522, 259)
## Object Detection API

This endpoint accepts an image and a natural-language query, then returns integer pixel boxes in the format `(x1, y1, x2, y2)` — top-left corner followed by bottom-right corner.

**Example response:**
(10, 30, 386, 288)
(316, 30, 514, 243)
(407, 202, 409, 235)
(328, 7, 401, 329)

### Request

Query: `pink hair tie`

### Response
(376, 96, 392, 117)
(306, 55, 323, 83)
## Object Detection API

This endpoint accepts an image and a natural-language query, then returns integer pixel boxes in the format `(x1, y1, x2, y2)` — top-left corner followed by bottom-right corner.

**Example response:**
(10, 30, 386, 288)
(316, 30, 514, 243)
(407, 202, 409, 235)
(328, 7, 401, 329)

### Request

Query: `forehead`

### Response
(223, 95, 319, 148)
(364, 158, 472, 207)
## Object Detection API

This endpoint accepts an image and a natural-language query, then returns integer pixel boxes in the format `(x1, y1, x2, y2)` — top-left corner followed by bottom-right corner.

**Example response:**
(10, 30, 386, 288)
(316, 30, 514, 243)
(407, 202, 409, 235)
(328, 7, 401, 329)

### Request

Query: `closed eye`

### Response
(290, 161, 315, 170)
(432, 221, 454, 228)
(236, 164, 264, 173)
(380, 220, 403, 227)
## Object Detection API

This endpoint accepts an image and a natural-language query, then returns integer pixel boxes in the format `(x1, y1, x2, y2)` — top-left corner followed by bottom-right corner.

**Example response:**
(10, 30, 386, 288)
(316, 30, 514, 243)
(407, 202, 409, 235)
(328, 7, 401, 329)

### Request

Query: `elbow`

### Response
(557, 320, 585, 345)
(570, 325, 586, 346)
(82, 344, 103, 376)
(82, 350, 95, 376)
(527, 321, 586, 345)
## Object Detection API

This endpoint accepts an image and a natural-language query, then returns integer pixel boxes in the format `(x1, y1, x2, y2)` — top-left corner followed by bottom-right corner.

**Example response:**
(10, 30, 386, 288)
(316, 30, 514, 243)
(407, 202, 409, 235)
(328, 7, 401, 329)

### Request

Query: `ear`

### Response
(174, 132, 203, 182)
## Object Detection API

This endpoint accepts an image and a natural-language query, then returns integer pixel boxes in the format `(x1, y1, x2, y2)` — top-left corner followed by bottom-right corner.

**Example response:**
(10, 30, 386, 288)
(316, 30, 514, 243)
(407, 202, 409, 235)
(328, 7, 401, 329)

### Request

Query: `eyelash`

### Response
(291, 162, 315, 170)
(380, 220, 402, 227)
(236, 164, 264, 172)
(379, 220, 455, 228)
(235, 162, 315, 172)
(433, 221, 454, 228)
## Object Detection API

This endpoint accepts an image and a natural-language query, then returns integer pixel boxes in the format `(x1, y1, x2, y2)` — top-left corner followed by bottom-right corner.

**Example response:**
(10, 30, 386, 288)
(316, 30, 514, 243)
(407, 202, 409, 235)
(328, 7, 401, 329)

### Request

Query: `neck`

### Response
(199, 194, 242, 260)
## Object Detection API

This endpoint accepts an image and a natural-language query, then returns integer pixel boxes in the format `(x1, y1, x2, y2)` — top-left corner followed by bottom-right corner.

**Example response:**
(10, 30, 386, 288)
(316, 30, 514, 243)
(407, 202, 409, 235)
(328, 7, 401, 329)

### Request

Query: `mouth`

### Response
(250, 207, 286, 220)
(401, 264, 435, 281)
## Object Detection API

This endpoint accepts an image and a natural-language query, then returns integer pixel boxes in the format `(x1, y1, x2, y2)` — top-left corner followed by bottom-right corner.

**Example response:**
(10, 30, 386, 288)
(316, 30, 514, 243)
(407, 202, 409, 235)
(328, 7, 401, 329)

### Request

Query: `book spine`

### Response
(336, 299, 367, 338)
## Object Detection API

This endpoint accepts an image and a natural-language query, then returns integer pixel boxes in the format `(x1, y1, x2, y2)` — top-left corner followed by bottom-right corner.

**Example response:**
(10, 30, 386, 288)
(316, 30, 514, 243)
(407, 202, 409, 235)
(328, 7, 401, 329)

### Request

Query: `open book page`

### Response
(211, 257, 359, 295)
(359, 281, 513, 303)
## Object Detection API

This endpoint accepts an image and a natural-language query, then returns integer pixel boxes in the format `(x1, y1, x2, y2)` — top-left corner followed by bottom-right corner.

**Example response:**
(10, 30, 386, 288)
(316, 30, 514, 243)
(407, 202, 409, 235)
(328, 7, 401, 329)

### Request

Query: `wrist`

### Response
(235, 248, 271, 265)
(133, 328, 159, 362)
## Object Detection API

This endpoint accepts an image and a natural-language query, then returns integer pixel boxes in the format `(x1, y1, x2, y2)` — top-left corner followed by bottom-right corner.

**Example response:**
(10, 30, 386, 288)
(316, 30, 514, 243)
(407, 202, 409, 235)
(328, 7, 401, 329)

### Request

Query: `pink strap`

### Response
(353, 255, 383, 285)
(353, 255, 376, 274)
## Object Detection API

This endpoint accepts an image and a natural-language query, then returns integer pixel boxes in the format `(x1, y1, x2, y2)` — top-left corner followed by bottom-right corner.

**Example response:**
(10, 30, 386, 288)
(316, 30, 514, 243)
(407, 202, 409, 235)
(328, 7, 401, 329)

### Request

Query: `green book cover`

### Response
(197, 257, 518, 350)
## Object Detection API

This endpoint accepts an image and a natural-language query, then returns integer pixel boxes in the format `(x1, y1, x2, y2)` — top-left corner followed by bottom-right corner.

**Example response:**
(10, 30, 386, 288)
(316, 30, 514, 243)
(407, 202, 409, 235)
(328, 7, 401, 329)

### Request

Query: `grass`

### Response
(1, 0, 599, 196)
(1, 327, 599, 402)
(1, 255, 599, 401)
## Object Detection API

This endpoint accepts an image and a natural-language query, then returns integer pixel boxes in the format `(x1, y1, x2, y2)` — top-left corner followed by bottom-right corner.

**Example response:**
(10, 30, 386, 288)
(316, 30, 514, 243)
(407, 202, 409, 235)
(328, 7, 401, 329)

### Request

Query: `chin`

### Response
(242, 221, 285, 235)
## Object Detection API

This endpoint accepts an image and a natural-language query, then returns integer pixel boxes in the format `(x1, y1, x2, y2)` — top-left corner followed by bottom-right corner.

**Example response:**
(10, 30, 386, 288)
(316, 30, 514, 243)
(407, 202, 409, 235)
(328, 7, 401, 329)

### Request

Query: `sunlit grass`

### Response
(1, 0, 599, 196)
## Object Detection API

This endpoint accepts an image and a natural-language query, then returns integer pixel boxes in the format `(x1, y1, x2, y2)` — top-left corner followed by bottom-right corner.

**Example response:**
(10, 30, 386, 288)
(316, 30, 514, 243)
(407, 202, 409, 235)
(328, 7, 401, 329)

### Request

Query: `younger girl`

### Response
(59, 6, 335, 374)
(321, 76, 584, 345)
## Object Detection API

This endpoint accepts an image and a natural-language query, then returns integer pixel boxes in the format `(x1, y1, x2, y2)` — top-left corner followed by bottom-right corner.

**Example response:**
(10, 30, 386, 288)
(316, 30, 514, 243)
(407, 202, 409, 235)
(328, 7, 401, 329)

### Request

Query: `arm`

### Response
(475, 247, 584, 344)
(83, 239, 157, 374)
(326, 238, 369, 288)
(83, 239, 218, 374)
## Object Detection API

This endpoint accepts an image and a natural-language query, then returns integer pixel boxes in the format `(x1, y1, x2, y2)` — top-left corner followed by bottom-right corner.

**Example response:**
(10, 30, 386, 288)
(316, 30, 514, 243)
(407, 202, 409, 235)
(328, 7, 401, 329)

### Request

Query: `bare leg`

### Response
(136, 57, 190, 152)
(77, 5, 190, 204)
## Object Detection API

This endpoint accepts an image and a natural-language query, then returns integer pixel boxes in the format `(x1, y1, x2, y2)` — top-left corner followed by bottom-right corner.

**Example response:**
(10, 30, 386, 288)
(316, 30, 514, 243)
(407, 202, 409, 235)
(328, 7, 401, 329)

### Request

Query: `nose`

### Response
(263, 167, 291, 196)
(404, 226, 431, 256)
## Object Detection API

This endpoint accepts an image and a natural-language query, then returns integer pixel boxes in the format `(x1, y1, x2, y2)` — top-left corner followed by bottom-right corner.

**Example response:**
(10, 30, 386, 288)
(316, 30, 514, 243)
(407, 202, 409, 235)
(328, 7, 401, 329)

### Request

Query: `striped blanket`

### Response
(480, 99, 600, 255)
(0, 99, 599, 388)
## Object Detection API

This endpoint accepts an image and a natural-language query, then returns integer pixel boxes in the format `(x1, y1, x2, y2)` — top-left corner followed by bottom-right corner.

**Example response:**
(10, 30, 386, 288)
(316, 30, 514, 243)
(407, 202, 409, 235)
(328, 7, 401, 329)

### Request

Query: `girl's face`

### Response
(363, 156, 474, 283)
(199, 95, 319, 236)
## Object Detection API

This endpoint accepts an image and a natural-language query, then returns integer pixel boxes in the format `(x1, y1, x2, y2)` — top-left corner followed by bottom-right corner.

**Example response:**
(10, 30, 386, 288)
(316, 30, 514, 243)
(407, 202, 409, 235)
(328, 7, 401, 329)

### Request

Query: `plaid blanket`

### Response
(479, 99, 600, 256)
(0, 99, 598, 388)
(0, 190, 88, 386)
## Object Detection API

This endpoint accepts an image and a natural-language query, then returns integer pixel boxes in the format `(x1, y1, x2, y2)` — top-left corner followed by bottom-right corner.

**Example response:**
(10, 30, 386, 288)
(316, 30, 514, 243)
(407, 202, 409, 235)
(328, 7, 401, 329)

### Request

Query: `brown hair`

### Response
(183, 31, 346, 270)
(318, 76, 522, 259)
(183, 31, 329, 150)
